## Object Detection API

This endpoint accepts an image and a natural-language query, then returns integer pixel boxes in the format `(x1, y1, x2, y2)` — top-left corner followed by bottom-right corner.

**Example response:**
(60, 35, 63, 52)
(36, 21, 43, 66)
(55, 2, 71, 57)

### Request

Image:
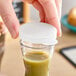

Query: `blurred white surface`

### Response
(29, 5, 40, 22)
(62, 0, 76, 16)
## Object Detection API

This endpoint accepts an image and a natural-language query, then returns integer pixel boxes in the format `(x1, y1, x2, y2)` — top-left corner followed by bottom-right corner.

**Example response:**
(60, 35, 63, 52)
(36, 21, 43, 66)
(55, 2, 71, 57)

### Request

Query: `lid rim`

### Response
(19, 22, 57, 45)
(20, 39, 58, 45)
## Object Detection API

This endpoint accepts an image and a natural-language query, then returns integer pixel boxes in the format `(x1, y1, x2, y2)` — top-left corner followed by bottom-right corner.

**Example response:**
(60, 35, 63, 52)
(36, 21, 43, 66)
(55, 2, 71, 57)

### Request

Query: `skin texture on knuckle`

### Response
(1, 13, 11, 24)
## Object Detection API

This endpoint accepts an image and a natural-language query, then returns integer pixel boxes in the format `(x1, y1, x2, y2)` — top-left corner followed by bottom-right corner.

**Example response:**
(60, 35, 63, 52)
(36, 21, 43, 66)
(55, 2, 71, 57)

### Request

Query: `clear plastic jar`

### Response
(20, 40, 55, 76)
(19, 22, 57, 76)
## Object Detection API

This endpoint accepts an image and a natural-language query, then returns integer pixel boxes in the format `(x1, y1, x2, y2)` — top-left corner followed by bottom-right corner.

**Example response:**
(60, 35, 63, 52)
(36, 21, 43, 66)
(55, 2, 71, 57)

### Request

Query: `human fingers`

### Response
(0, 0, 20, 38)
(38, 0, 61, 36)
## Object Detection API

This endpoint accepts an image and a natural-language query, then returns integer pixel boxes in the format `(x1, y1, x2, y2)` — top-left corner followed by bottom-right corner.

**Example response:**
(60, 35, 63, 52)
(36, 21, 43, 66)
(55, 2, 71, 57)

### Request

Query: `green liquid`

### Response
(23, 51, 50, 76)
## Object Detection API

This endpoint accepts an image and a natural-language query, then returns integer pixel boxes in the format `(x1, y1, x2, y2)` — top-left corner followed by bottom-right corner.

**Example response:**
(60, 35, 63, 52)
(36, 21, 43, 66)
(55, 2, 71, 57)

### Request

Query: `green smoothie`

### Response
(23, 51, 50, 76)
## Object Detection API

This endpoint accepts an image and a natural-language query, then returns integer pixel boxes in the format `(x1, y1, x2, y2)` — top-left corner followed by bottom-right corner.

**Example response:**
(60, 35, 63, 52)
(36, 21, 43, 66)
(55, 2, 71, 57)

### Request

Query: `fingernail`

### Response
(58, 33, 62, 37)
(11, 31, 19, 39)
(57, 29, 62, 37)
(11, 24, 19, 39)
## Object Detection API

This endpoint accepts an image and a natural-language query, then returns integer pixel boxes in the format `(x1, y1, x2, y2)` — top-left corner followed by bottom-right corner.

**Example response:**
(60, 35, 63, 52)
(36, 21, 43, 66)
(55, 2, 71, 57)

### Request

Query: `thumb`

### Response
(0, 0, 20, 38)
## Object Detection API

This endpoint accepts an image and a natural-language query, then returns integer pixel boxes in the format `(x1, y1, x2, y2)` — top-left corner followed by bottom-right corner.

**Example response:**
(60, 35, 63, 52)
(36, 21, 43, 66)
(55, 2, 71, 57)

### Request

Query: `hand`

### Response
(0, 0, 19, 38)
(0, 0, 62, 39)
(25, 0, 62, 36)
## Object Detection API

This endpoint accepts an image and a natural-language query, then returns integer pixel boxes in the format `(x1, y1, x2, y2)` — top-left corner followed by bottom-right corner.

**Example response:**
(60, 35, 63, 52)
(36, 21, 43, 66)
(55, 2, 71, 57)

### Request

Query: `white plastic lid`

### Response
(19, 22, 57, 45)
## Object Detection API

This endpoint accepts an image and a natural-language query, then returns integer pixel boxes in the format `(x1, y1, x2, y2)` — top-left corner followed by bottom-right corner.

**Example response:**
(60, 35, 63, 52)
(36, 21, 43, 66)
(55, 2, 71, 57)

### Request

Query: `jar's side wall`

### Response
(20, 40, 52, 49)
(49, 46, 55, 58)
(20, 40, 55, 58)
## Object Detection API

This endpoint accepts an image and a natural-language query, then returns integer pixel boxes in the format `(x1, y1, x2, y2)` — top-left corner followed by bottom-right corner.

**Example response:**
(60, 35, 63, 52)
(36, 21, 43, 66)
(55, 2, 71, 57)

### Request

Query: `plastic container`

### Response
(19, 22, 57, 76)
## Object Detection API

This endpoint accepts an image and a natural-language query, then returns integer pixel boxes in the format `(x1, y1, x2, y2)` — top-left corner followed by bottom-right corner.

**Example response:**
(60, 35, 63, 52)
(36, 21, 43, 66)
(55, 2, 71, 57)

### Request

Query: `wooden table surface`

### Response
(1, 27, 76, 76)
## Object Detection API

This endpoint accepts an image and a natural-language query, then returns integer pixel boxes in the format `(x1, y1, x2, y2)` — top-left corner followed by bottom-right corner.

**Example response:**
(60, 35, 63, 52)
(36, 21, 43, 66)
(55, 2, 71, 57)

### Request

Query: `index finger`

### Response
(0, 0, 20, 38)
